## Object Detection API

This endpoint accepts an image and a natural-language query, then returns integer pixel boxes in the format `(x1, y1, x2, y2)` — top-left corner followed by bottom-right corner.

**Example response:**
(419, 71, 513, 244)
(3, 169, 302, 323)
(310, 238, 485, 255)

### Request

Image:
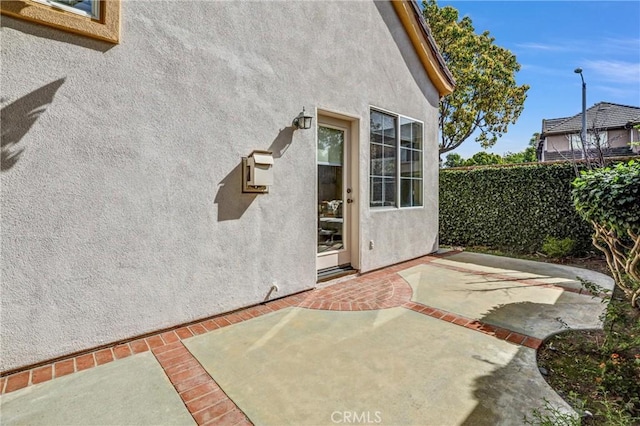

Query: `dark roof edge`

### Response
(408, 0, 456, 87)
(594, 101, 640, 110)
(543, 102, 640, 134)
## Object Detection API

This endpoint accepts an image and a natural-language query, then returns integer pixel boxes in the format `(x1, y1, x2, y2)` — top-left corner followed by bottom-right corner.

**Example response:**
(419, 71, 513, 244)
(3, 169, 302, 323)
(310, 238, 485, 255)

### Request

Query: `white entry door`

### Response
(317, 117, 354, 271)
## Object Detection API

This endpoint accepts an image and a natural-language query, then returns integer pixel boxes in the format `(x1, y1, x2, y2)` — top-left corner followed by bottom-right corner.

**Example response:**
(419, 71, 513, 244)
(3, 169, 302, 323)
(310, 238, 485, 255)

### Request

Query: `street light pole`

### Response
(574, 68, 587, 159)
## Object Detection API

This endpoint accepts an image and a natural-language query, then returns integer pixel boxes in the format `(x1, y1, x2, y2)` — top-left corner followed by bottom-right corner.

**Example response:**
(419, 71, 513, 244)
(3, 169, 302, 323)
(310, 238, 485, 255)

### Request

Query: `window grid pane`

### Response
(370, 110, 397, 207)
(370, 109, 422, 209)
(399, 119, 422, 207)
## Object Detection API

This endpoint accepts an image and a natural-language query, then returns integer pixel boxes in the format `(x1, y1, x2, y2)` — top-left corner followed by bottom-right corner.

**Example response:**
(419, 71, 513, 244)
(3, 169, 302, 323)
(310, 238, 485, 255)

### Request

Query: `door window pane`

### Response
(318, 126, 345, 253)
(318, 127, 344, 165)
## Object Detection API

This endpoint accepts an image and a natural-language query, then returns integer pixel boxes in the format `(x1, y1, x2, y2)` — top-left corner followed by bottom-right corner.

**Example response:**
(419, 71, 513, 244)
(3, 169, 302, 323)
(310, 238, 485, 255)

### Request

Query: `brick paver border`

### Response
(0, 253, 449, 394)
(402, 301, 543, 349)
(0, 293, 308, 396)
(3, 250, 571, 407)
(152, 341, 251, 425)
(296, 255, 544, 350)
(297, 274, 413, 311)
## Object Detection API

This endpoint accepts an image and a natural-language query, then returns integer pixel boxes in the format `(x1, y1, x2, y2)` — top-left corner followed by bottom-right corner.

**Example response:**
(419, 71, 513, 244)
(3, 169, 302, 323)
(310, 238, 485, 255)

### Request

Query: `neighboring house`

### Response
(538, 102, 640, 162)
(0, 1, 454, 372)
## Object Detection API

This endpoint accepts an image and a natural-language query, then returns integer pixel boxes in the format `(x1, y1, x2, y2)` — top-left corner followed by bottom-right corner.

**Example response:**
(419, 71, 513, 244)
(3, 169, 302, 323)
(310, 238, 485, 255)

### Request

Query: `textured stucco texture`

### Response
(1, 1, 441, 371)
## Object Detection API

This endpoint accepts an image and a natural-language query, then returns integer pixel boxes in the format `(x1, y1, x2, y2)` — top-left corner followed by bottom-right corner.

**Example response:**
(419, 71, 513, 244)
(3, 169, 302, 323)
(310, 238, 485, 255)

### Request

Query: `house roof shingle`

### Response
(407, 0, 456, 87)
(391, 1, 455, 97)
(543, 102, 640, 135)
(542, 117, 570, 133)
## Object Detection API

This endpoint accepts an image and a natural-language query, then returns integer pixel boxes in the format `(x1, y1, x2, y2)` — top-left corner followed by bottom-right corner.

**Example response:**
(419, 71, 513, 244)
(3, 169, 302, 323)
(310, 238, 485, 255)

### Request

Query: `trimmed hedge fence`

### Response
(439, 162, 594, 254)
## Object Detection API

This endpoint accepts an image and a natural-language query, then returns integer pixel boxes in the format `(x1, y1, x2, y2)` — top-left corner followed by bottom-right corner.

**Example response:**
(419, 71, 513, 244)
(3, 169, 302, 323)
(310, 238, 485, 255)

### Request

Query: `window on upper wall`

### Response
(0, 0, 120, 43)
(570, 131, 609, 151)
(370, 109, 423, 209)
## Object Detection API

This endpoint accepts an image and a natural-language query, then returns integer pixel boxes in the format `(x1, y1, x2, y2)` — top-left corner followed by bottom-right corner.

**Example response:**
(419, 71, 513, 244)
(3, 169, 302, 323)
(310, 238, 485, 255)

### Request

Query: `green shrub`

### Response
(439, 163, 593, 254)
(572, 160, 640, 308)
(572, 161, 640, 236)
(542, 236, 576, 259)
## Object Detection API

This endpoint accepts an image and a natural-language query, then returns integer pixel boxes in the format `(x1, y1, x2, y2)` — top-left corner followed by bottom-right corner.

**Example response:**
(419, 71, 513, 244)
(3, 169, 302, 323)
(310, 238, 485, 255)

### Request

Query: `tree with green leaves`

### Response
(572, 160, 640, 309)
(423, 0, 529, 156)
(503, 133, 539, 164)
(465, 151, 503, 166)
(443, 133, 540, 168)
(443, 153, 465, 168)
(443, 151, 503, 167)
(502, 149, 536, 164)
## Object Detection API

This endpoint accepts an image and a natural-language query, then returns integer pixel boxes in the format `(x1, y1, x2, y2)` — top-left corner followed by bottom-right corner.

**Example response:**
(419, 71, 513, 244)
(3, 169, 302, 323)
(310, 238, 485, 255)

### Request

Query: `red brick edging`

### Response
(297, 256, 543, 349)
(1, 251, 556, 400)
(152, 341, 251, 425)
(402, 301, 542, 349)
(0, 294, 307, 396)
(298, 274, 413, 311)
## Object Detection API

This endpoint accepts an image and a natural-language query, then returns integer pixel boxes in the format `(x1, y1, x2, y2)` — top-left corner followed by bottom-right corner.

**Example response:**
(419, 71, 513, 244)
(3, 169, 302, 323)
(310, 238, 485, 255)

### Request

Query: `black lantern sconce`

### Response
(293, 107, 313, 130)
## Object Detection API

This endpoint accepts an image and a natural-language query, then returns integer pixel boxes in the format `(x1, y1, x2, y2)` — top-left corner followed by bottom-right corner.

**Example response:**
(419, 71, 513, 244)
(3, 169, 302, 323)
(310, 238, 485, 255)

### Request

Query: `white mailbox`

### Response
(243, 150, 274, 193)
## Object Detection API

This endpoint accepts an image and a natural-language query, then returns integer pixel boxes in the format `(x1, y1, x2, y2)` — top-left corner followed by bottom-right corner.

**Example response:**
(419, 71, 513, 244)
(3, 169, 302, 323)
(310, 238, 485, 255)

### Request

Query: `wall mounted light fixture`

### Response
(293, 107, 313, 130)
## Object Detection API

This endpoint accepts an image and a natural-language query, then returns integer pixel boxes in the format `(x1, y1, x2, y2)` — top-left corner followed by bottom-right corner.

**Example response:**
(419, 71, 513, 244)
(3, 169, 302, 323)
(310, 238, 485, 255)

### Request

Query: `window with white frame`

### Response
(370, 109, 423, 208)
(569, 131, 609, 150)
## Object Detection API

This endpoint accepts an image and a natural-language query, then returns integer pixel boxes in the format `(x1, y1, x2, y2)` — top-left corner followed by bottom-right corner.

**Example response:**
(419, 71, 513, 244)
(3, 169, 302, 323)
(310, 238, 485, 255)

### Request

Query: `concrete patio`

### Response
(0, 251, 614, 425)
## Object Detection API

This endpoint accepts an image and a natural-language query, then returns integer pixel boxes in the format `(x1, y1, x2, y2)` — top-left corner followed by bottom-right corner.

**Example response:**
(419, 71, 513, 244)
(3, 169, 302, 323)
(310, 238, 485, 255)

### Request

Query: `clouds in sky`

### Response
(516, 37, 640, 86)
(515, 42, 570, 52)
(584, 59, 640, 84)
(516, 37, 640, 55)
(433, 0, 639, 158)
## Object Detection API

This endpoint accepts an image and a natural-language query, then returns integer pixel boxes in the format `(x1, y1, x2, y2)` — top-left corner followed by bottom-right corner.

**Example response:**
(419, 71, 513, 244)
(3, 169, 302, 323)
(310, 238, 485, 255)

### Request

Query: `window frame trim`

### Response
(569, 131, 609, 148)
(1, 0, 120, 44)
(369, 106, 425, 210)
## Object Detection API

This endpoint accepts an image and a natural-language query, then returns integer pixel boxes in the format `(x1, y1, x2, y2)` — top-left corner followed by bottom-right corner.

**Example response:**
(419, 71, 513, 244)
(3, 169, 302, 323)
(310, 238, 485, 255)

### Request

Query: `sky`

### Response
(432, 0, 640, 159)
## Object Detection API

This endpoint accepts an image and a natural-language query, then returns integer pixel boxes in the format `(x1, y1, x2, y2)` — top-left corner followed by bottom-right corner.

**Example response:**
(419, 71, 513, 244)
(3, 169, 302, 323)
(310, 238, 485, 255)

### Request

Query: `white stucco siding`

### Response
(355, 3, 441, 273)
(545, 134, 572, 152)
(1, 1, 440, 371)
(608, 129, 631, 147)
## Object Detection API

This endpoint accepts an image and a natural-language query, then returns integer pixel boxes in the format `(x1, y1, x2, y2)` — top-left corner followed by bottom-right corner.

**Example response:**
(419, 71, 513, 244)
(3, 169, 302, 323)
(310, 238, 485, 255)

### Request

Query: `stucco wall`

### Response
(1, 0, 440, 371)
(608, 129, 632, 147)
(633, 127, 640, 153)
(545, 134, 572, 153)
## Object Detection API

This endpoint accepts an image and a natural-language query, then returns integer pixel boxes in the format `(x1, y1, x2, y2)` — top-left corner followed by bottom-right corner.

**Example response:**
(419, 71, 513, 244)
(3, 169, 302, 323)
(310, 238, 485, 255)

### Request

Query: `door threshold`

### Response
(317, 265, 357, 283)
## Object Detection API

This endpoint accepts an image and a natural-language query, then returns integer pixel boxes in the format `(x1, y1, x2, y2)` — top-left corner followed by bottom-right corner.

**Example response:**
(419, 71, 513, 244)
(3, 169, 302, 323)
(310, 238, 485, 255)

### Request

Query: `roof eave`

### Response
(544, 124, 630, 136)
(392, 0, 455, 98)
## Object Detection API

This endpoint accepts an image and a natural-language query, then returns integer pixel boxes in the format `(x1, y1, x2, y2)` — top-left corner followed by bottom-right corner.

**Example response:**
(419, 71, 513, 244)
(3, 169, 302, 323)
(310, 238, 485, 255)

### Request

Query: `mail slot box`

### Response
(247, 150, 274, 187)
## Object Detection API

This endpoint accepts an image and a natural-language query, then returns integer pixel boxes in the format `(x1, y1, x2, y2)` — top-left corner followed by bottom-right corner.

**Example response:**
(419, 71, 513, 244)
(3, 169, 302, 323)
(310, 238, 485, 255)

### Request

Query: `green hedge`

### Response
(573, 160, 640, 235)
(439, 163, 594, 254)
